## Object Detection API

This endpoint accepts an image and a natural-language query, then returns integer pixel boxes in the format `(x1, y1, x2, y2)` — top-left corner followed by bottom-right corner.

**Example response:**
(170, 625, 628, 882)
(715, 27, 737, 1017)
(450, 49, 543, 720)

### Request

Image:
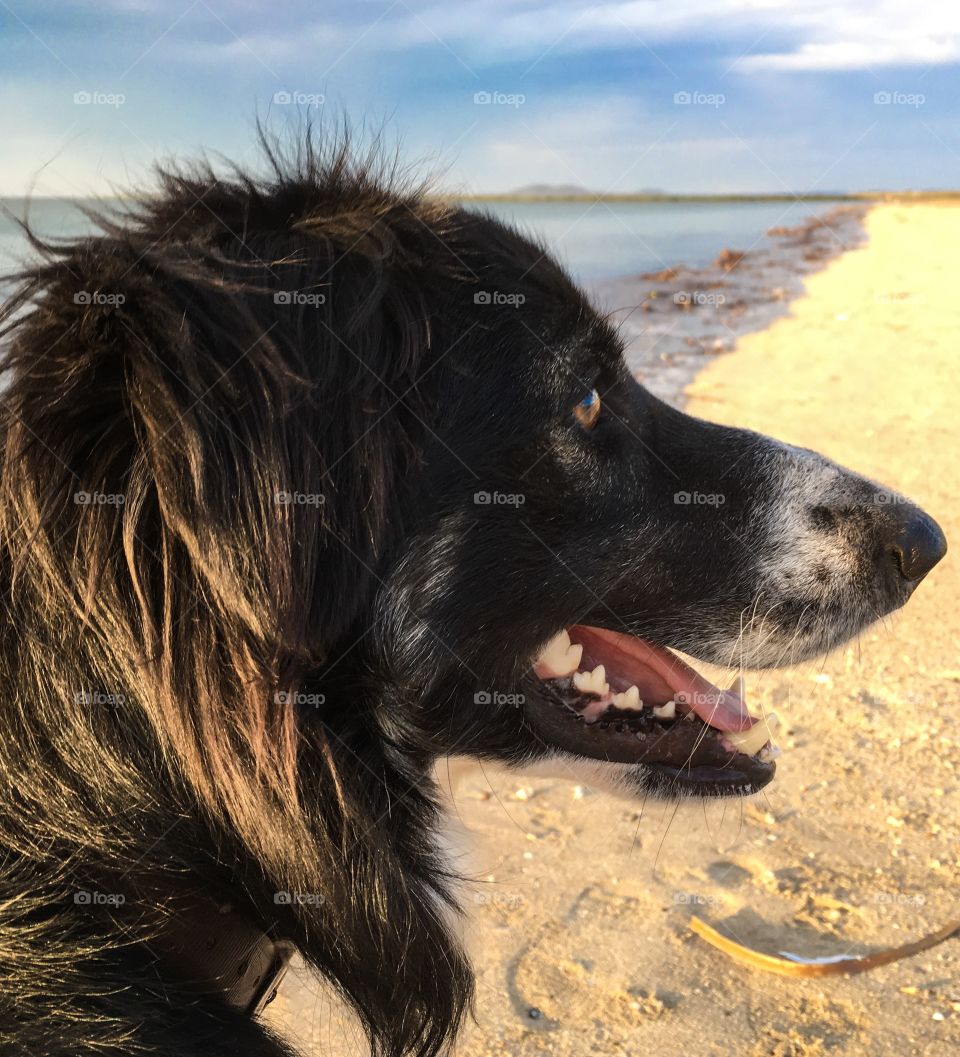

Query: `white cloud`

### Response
(737, 1, 960, 70)
(170, 1, 960, 74)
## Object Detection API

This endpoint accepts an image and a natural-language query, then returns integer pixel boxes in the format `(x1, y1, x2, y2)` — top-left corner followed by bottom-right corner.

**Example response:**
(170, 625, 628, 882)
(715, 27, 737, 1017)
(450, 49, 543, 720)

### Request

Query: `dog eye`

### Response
(573, 389, 601, 429)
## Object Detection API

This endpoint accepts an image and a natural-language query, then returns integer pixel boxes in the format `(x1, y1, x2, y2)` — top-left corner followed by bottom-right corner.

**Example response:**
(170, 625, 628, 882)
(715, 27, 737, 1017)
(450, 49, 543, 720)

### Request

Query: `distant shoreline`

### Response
(4, 190, 960, 205)
(456, 191, 960, 204)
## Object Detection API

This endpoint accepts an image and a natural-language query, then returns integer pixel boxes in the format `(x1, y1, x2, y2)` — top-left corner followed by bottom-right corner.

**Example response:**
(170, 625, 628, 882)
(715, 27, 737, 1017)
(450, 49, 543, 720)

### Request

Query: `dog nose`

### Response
(885, 508, 947, 582)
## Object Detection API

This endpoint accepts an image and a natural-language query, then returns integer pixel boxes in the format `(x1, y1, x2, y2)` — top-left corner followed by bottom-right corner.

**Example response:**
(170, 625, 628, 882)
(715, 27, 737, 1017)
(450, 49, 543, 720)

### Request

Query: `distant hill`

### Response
(453, 187, 960, 204)
(507, 183, 667, 198)
(508, 183, 600, 198)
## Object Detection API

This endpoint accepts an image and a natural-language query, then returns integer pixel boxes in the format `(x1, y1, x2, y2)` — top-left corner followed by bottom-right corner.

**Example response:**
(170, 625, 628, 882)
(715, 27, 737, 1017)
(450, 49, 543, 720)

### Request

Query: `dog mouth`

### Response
(524, 625, 778, 796)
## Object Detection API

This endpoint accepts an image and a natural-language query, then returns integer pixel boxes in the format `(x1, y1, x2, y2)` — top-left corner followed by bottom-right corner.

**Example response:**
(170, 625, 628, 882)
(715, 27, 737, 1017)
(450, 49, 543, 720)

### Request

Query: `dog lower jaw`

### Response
(524, 625, 777, 798)
(522, 682, 776, 798)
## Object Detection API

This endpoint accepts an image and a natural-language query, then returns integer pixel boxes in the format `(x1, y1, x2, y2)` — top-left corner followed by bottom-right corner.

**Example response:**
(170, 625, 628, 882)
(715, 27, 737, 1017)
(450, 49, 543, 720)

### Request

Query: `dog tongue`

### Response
(568, 625, 755, 733)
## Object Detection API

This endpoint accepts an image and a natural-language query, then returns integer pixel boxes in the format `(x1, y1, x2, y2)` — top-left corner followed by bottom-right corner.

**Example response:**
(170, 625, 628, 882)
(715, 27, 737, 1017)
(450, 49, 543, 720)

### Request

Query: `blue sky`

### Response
(1, 0, 958, 195)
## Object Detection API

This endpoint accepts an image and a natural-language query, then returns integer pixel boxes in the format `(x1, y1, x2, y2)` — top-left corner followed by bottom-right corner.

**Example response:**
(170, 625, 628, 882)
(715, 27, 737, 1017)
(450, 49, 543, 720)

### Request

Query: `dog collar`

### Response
(143, 893, 295, 1015)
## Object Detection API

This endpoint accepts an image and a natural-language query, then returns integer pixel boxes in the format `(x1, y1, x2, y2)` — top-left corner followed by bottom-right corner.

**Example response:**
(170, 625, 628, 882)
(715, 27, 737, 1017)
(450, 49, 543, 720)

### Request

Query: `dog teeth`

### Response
(533, 630, 583, 678)
(611, 686, 642, 711)
(724, 712, 779, 756)
(725, 674, 746, 700)
(651, 700, 676, 720)
(573, 665, 608, 697)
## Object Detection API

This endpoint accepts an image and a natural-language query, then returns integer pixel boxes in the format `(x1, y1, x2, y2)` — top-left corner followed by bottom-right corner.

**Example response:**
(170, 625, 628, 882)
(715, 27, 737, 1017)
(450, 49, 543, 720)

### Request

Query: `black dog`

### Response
(0, 134, 945, 1057)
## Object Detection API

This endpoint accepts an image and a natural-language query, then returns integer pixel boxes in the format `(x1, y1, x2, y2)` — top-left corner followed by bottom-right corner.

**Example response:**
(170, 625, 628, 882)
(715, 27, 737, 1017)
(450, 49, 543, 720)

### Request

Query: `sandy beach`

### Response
(268, 202, 960, 1057)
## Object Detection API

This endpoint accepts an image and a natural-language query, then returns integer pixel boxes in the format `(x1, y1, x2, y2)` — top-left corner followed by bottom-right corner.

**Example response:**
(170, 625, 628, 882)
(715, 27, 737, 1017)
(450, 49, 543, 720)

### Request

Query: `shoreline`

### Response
(592, 204, 871, 407)
(454, 191, 960, 204)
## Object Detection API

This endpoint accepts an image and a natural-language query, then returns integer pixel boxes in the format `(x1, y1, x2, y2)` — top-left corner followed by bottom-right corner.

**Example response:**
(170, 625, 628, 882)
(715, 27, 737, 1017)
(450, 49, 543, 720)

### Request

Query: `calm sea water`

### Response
(1, 196, 848, 284)
(472, 199, 849, 283)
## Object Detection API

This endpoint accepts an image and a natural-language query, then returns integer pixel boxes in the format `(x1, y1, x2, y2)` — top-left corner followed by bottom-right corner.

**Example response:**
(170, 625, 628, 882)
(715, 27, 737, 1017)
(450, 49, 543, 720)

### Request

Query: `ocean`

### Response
(467, 198, 851, 283)
(1, 196, 850, 283)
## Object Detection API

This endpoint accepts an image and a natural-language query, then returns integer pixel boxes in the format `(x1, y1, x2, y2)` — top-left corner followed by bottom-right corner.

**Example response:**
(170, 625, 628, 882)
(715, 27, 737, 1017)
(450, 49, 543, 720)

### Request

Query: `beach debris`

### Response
(715, 248, 746, 271)
(639, 266, 682, 281)
(689, 915, 960, 977)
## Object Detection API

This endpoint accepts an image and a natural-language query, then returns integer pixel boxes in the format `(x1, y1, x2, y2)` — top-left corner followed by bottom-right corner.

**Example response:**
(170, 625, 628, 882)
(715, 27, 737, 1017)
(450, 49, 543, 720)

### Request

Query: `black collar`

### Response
(142, 892, 295, 1015)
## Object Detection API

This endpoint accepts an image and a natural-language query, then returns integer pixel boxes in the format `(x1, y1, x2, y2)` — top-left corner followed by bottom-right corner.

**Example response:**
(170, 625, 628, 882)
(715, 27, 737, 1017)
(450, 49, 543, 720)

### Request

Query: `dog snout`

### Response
(884, 506, 947, 583)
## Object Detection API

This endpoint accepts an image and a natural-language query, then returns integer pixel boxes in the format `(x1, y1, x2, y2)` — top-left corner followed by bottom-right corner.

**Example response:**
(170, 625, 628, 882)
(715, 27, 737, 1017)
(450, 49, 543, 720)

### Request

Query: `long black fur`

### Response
(0, 133, 482, 1057)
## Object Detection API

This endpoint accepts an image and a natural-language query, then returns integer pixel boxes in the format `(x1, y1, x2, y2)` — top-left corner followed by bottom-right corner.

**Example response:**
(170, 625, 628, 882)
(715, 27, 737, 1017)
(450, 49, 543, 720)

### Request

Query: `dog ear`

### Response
(0, 223, 472, 1056)
(0, 225, 434, 788)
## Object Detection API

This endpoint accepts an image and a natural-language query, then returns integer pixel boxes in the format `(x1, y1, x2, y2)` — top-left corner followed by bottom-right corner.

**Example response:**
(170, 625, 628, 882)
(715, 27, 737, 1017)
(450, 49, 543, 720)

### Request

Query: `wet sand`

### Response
(268, 202, 959, 1056)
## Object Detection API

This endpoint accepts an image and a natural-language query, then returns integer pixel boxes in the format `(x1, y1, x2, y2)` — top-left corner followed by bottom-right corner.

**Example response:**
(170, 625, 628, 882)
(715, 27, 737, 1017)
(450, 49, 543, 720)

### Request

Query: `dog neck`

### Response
(137, 891, 295, 1015)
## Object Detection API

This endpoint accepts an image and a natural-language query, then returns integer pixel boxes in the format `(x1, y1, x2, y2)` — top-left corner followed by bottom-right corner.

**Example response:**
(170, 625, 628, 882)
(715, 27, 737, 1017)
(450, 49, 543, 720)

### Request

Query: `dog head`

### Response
(362, 205, 946, 798)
